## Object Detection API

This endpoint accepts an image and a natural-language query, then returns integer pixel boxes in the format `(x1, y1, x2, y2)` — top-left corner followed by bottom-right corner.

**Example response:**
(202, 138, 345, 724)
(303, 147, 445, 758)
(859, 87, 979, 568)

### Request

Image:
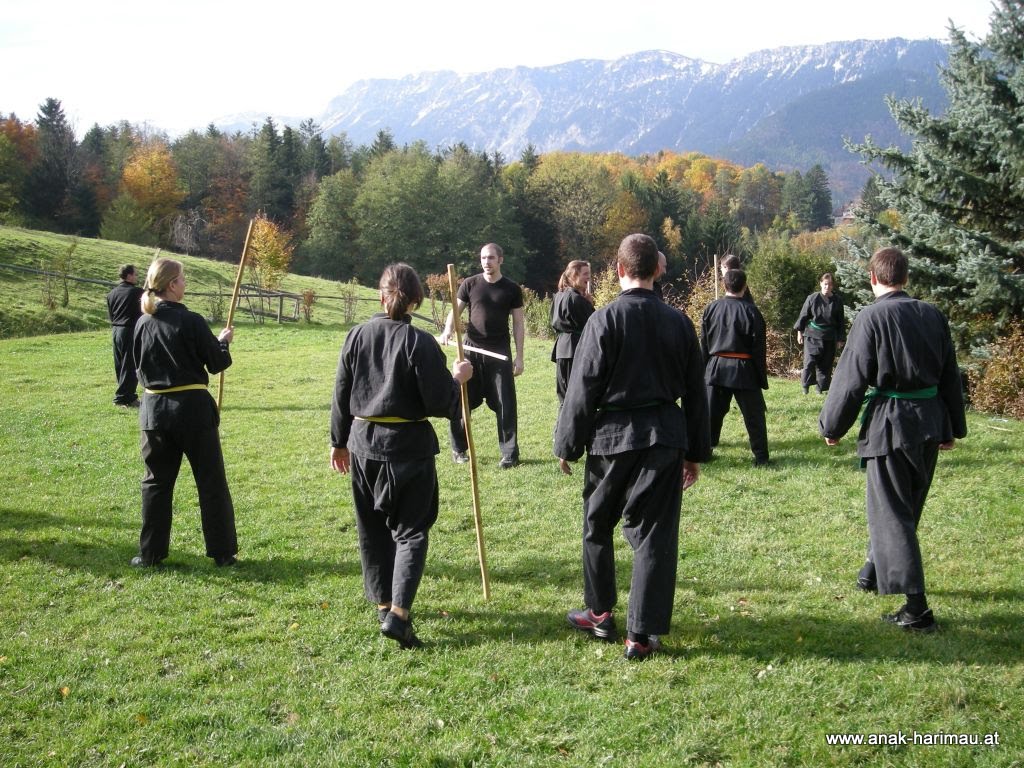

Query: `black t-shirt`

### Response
(457, 274, 523, 351)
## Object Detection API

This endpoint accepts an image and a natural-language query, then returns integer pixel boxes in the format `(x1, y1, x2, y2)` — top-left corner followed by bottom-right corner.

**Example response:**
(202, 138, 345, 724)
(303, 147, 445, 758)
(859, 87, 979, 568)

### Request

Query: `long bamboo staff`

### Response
(216, 219, 255, 412)
(447, 264, 491, 600)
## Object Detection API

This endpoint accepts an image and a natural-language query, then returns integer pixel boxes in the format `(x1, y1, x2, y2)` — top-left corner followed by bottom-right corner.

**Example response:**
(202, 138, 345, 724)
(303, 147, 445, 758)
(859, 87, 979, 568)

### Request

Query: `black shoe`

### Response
(624, 635, 662, 660)
(566, 608, 617, 641)
(377, 608, 389, 624)
(452, 450, 469, 464)
(130, 555, 160, 568)
(882, 606, 937, 633)
(856, 561, 877, 592)
(214, 555, 237, 567)
(856, 576, 878, 592)
(498, 456, 519, 469)
(753, 457, 771, 467)
(802, 387, 809, 395)
(381, 612, 423, 649)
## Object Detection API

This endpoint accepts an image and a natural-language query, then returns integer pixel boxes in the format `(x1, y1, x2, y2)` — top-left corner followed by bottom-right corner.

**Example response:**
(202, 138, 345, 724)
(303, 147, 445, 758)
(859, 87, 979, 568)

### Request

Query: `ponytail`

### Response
(379, 263, 424, 320)
(141, 258, 183, 315)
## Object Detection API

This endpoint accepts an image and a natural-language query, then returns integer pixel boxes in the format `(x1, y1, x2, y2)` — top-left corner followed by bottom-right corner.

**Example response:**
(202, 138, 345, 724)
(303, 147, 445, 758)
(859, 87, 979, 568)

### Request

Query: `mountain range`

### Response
(217, 39, 950, 205)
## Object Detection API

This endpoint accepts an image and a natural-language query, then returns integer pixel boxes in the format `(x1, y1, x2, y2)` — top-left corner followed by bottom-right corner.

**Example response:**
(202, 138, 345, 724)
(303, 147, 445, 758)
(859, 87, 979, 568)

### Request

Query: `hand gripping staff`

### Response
(216, 218, 254, 412)
(447, 263, 492, 600)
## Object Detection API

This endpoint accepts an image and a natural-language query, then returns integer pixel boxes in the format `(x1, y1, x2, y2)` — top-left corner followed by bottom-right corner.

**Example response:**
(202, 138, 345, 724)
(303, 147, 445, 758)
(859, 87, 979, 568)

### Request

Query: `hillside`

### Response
(0, 227, 384, 339)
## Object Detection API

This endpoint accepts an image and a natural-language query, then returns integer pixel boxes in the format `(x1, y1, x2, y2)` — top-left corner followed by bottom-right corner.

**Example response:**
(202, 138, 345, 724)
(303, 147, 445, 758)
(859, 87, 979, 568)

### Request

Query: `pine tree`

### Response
(847, 0, 1024, 350)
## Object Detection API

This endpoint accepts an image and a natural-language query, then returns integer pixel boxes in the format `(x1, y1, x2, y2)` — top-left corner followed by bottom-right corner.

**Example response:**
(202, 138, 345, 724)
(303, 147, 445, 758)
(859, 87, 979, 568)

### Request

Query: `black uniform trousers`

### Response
(555, 359, 574, 404)
(351, 453, 439, 610)
(707, 385, 769, 462)
(864, 441, 939, 595)
(581, 445, 684, 636)
(112, 325, 139, 405)
(139, 425, 237, 562)
(801, 337, 837, 394)
(449, 349, 519, 461)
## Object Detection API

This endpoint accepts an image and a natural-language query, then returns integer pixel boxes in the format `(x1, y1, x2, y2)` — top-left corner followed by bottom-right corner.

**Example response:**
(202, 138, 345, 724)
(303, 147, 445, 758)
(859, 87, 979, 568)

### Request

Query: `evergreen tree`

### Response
(847, 0, 1024, 349)
(25, 98, 77, 227)
(805, 164, 833, 229)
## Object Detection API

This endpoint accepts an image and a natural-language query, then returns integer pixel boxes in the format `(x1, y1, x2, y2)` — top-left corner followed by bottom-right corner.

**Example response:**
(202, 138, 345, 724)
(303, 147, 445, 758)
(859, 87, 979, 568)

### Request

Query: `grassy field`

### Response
(2, 227, 1023, 766)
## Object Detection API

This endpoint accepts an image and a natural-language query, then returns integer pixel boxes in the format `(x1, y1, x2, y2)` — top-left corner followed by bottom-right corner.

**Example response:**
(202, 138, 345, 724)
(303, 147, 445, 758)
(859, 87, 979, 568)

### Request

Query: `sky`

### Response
(1, 0, 999, 138)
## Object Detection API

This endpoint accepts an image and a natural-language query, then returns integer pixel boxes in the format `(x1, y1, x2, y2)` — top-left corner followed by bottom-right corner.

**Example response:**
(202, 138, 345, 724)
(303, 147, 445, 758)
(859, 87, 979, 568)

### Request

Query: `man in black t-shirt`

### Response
(440, 243, 525, 468)
(106, 264, 144, 408)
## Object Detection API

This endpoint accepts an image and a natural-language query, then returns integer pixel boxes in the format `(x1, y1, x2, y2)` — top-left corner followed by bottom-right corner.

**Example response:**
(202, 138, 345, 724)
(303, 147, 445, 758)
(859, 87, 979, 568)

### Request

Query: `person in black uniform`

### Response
(794, 272, 846, 394)
(554, 233, 710, 661)
(819, 247, 966, 632)
(550, 259, 595, 403)
(106, 264, 144, 408)
(720, 254, 755, 304)
(130, 258, 238, 568)
(702, 269, 770, 466)
(439, 243, 524, 469)
(331, 264, 473, 649)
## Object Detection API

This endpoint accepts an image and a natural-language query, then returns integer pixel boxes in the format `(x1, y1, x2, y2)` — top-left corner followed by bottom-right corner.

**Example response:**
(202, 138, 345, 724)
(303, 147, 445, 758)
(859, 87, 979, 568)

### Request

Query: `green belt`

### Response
(599, 401, 662, 413)
(354, 415, 427, 423)
(808, 321, 831, 332)
(860, 386, 938, 425)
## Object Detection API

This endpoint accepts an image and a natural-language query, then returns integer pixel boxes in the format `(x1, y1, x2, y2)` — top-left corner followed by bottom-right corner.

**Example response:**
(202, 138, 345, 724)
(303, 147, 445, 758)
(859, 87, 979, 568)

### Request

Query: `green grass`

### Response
(2, 232, 1023, 766)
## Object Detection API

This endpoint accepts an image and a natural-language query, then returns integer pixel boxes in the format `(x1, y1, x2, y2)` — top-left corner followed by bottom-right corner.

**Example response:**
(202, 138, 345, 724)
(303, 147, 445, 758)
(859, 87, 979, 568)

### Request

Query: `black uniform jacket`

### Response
(819, 291, 967, 458)
(701, 296, 768, 390)
(550, 287, 595, 361)
(794, 292, 846, 342)
(331, 313, 461, 462)
(106, 282, 143, 327)
(553, 288, 710, 462)
(133, 301, 232, 431)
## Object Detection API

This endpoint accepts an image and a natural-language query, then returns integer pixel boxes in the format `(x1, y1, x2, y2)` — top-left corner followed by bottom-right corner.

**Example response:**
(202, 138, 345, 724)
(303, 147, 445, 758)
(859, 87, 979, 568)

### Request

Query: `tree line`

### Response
(0, 100, 835, 293)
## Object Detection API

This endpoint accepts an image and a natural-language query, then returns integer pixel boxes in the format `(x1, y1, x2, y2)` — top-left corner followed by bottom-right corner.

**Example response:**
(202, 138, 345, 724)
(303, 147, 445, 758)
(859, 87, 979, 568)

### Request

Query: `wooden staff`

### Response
(447, 263, 491, 600)
(216, 219, 255, 412)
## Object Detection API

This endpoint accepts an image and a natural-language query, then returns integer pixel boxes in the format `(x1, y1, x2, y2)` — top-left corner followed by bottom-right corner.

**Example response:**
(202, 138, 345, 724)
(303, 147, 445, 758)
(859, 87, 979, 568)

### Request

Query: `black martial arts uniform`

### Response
(794, 291, 846, 393)
(132, 301, 236, 564)
(819, 291, 966, 595)
(106, 280, 143, 406)
(550, 287, 595, 403)
(701, 295, 770, 464)
(331, 313, 461, 611)
(554, 288, 710, 637)
(449, 274, 523, 462)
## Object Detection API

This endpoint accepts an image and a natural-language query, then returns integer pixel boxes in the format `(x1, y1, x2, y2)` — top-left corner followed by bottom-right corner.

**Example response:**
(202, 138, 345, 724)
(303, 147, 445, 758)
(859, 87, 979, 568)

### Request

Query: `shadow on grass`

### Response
(676, 608, 1024, 666)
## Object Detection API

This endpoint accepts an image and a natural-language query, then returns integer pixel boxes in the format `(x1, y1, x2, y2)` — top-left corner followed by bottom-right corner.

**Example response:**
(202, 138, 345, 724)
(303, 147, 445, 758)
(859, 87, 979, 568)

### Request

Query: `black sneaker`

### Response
(129, 555, 161, 568)
(498, 456, 519, 469)
(624, 635, 662, 660)
(377, 608, 389, 624)
(882, 606, 937, 633)
(452, 451, 469, 464)
(214, 555, 237, 567)
(381, 612, 424, 649)
(566, 608, 617, 641)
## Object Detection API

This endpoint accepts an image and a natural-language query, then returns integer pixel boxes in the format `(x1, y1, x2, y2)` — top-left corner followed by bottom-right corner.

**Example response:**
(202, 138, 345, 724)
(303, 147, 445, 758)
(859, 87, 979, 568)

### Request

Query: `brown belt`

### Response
(715, 351, 752, 360)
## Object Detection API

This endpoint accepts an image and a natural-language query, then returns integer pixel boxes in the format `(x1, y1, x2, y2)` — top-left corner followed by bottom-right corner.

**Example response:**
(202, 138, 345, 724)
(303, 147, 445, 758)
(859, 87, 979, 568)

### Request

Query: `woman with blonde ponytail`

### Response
(330, 263, 473, 649)
(130, 258, 239, 568)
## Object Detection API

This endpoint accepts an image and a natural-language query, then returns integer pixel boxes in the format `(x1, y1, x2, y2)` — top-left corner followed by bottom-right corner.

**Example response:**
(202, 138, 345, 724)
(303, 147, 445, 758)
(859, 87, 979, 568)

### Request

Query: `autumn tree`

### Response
(120, 141, 185, 239)
(247, 213, 294, 293)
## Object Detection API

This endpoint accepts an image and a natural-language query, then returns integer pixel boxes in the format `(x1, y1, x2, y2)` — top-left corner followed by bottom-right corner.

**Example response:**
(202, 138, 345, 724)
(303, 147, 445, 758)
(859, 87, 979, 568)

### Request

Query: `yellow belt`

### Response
(354, 415, 427, 423)
(144, 384, 208, 394)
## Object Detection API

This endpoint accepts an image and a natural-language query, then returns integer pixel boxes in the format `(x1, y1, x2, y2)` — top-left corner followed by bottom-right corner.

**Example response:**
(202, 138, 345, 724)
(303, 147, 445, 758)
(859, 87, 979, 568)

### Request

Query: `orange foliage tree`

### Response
(121, 141, 184, 231)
